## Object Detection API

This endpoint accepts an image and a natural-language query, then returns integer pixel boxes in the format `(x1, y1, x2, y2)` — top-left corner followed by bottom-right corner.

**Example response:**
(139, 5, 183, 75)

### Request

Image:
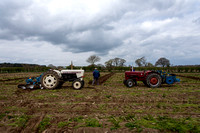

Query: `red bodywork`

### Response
(125, 70, 153, 81)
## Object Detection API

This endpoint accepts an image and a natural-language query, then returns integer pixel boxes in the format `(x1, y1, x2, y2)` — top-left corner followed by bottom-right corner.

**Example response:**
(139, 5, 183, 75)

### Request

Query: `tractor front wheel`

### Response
(126, 79, 136, 88)
(72, 80, 83, 90)
(41, 71, 60, 89)
(146, 73, 162, 88)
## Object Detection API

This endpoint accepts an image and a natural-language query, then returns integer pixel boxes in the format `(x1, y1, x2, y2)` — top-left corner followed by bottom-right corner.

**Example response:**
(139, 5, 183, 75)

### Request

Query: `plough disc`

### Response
(18, 84, 42, 89)
(18, 84, 27, 89)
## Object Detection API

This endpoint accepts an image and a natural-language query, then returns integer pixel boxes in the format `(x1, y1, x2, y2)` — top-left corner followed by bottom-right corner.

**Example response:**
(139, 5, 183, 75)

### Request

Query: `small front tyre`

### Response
(126, 79, 135, 88)
(72, 80, 83, 90)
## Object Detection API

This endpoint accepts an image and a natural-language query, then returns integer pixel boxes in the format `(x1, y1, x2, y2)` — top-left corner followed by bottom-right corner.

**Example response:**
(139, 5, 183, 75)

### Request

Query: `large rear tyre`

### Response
(41, 71, 60, 89)
(72, 80, 83, 90)
(146, 73, 162, 88)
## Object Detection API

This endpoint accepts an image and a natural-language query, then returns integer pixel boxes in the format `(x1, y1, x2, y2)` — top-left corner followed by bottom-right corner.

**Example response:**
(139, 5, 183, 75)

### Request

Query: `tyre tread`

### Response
(41, 70, 60, 89)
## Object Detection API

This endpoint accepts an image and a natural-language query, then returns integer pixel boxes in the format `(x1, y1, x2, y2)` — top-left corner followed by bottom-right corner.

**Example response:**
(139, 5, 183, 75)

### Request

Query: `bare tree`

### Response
(141, 57, 147, 66)
(155, 57, 170, 67)
(113, 58, 120, 66)
(86, 55, 101, 65)
(135, 56, 147, 67)
(48, 64, 56, 69)
(119, 59, 126, 66)
(146, 62, 154, 67)
(105, 58, 126, 67)
(105, 59, 114, 71)
(135, 59, 142, 67)
(105, 59, 114, 67)
(97, 64, 105, 67)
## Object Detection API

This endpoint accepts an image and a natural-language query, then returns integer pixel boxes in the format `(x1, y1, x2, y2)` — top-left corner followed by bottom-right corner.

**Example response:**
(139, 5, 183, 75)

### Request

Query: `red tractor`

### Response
(124, 70, 180, 88)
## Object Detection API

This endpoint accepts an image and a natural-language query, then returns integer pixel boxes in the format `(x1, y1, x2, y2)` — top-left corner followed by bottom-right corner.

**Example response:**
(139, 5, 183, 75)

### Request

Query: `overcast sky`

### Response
(0, 0, 200, 66)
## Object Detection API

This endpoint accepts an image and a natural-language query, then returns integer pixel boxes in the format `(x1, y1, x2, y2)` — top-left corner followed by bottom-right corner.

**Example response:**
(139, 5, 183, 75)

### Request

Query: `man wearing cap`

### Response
(92, 68, 100, 85)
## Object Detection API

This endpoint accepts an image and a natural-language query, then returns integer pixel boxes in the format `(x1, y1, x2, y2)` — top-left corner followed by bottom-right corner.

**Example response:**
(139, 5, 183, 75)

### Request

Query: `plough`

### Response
(18, 74, 43, 89)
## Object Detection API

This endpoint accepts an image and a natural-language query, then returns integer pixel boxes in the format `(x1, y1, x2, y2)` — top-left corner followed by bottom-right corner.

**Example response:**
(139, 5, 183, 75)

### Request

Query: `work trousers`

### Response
(92, 77, 99, 85)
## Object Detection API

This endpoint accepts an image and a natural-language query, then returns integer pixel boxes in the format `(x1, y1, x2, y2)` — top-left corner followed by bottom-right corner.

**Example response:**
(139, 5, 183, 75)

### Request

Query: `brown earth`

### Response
(88, 72, 115, 85)
(176, 74, 200, 80)
(0, 72, 199, 132)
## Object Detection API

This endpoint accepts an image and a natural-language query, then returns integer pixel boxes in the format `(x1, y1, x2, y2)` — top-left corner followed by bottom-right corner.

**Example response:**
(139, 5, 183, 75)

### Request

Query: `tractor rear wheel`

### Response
(41, 71, 60, 89)
(146, 73, 162, 88)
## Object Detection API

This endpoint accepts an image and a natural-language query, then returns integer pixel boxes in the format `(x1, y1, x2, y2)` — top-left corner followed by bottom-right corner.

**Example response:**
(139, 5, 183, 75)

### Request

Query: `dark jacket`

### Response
(93, 69, 100, 78)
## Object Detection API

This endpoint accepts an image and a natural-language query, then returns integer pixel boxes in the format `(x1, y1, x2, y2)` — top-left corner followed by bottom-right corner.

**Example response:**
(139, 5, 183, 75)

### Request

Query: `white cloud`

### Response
(141, 19, 173, 32)
(0, 39, 94, 66)
(0, 0, 200, 66)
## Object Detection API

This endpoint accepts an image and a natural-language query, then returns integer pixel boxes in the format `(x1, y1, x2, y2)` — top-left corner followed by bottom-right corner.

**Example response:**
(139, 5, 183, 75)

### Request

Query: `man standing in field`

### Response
(92, 68, 100, 85)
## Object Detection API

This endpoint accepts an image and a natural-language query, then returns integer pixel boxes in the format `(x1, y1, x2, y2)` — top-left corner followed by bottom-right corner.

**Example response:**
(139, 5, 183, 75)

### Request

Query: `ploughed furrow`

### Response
(0, 77, 27, 82)
(88, 72, 115, 84)
(176, 74, 200, 80)
(22, 110, 200, 117)
(99, 72, 115, 84)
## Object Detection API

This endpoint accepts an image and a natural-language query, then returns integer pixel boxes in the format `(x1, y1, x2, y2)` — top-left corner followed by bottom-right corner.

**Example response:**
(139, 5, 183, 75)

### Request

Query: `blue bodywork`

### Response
(17, 74, 43, 89)
(26, 74, 43, 85)
(157, 70, 180, 85)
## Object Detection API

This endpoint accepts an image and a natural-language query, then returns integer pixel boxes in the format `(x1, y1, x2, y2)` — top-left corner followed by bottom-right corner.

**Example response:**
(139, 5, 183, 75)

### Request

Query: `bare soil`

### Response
(88, 72, 115, 84)
(176, 74, 200, 80)
(0, 72, 199, 132)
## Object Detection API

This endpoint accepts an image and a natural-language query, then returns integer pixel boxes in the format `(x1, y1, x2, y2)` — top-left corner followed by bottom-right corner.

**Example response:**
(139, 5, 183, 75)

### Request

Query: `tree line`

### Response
(0, 56, 199, 73)
(0, 63, 49, 73)
(0, 63, 46, 68)
(86, 55, 170, 68)
(84, 55, 200, 72)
